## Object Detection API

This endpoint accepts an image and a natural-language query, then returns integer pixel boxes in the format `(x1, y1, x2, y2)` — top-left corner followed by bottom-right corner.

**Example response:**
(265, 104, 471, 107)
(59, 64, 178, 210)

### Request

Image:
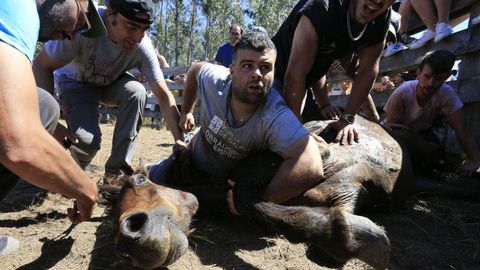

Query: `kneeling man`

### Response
(384, 50, 480, 177)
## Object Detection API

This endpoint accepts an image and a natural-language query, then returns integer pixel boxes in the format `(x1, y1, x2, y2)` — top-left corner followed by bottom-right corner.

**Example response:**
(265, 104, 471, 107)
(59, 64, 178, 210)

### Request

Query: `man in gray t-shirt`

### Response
(33, 0, 184, 176)
(150, 32, 324, 214)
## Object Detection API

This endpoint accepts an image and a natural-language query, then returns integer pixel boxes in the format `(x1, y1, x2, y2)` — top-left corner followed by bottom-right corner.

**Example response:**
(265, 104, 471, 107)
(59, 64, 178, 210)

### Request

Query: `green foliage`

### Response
(149, 0, 295, 67)
(247, 0, 297, 36)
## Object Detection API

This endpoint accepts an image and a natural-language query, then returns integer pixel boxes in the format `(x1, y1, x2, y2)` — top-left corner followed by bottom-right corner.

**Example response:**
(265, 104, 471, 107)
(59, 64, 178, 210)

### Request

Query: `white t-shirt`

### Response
(383, 80, 463, 132)
(44, 7, 163, 88)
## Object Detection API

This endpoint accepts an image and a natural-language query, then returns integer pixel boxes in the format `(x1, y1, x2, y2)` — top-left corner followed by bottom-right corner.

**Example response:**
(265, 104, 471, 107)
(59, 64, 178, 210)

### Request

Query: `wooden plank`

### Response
(326, 76, 480, 111)
(379, 26, 480, 75)
(457, 51, 480, 80)
(452, 77, 480, 103)
(162, 66, 189, 77)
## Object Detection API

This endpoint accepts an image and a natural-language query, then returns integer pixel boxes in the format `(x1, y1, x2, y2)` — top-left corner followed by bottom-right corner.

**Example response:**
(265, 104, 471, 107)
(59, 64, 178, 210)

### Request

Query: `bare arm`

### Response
(0, 42, 96, 223)
(359, 94, 380, 122)
(312, 76, 329, 108)
(312, 76, 343, 120)
(155, 50, 170, 69)
(32, 49, 65, 94)
(262, 134, 324, 203)
(284, 15, 318, 119)
(344, 42, 384, 115)
(327, 41, 385, 144)
(178, 62, 204, 132)
(384, 91, 410, 129)
(148, 80, 184, 142)
(446, 109, 480, 176)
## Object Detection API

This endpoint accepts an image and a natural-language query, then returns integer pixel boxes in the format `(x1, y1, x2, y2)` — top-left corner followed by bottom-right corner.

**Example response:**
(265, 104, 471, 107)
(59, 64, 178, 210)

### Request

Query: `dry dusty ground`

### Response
(1, 120, 480, 270)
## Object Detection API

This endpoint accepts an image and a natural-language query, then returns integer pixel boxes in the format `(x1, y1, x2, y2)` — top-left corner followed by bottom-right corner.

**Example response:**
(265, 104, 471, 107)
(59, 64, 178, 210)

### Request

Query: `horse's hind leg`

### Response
(344, 212, 390, 269)
(252, 202, 390, 269)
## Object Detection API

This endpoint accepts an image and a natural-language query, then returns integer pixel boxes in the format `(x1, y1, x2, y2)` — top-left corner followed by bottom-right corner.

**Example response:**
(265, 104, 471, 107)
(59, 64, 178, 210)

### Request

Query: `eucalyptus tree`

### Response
(247, 0, 297, 36)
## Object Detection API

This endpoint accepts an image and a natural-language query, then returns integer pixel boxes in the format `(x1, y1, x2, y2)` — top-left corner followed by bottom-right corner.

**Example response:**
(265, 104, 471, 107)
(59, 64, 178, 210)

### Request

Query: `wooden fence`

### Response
(99, 66, 189, 128)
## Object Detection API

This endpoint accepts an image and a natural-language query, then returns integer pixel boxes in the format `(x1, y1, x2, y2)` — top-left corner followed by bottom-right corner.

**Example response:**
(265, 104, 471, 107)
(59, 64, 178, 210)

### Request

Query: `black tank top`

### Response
(272, 0, 390, 87)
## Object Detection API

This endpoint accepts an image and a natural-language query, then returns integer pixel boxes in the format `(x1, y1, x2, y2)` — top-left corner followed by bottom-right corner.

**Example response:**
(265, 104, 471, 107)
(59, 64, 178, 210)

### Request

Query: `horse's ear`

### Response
(97, 185, 122, 208)
(138, 157, 146, 168)
(133, 157, 149, 176)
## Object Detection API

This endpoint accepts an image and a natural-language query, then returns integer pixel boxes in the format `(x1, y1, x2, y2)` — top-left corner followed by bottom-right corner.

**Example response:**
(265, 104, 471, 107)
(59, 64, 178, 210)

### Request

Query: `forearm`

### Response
(181, 63, 202, 115)
(311, 76, 329, 108)
(262, 136, 324, 203)
(180, 74, 198, 114)
(1, 122, 96, 204)
(152, 84, 184, 142)
(32, 57, 56, 94)
(0, 43, 96, 204)
(284, 72, 307, 119)
(32, 66, 55, 94)
(345, 69, 376, 114)
(456, 129, 480, 161)
(360, 94, 380, 122)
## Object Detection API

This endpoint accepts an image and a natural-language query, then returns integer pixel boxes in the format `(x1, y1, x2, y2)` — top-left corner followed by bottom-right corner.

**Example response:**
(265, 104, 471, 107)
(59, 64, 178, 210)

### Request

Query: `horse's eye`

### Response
(136, 176, 147, 185)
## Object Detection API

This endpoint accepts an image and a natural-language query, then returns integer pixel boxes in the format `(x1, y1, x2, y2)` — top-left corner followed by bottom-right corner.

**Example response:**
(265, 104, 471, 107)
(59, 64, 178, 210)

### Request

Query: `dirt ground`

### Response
(1, 120, 480, 270)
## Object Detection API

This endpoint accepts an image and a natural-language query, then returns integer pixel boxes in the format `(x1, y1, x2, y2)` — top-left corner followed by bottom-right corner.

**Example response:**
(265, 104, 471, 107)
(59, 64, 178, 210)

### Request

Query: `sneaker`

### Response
(383, 42, 408, 57)
(409, 29, 435, 49)
(434, 23, 453, 42)
(471, 15, 480, 25)
(0, 236, 20, 256)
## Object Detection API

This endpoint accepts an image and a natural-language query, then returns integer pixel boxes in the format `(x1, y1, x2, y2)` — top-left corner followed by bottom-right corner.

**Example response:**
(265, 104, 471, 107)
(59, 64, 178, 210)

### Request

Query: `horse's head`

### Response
(98, 171, 198, 269)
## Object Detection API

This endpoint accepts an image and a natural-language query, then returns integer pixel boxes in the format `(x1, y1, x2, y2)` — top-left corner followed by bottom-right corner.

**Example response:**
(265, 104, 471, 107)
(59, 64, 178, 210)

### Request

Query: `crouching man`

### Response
(384, 50, 480, 177)
(148, 31, 324, 214)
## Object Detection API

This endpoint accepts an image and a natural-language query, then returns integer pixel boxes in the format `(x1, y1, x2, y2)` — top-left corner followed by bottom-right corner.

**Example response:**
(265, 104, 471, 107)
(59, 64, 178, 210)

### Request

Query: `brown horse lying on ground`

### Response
(98, 117, 412, 269)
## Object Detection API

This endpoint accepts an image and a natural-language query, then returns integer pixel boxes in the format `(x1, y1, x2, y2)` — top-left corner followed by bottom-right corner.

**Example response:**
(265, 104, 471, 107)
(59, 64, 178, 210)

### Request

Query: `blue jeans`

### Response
(147, 157, 175, 184)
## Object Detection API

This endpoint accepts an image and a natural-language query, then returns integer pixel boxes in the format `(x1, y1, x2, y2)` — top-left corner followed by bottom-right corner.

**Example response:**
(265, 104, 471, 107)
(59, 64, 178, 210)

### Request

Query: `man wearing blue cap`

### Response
(33, 0, 184, 177)
(0, 0, 108, 254)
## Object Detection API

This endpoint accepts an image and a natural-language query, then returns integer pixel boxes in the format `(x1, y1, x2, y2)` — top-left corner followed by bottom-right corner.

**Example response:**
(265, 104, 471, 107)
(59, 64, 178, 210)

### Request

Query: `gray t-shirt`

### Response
(189, 63, 308, 178)
(44, 7, 163, 88)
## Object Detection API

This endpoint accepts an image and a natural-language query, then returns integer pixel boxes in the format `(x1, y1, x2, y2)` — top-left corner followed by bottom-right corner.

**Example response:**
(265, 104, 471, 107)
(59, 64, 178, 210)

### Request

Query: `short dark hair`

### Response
(230, 24, 243, 35)
(419, 50, 455, 75)
(232, 31, 276, 63)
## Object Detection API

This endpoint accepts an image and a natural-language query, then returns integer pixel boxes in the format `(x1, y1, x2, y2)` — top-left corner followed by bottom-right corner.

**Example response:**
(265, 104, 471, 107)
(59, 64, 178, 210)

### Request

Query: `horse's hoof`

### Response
(346, 213, 391, 269)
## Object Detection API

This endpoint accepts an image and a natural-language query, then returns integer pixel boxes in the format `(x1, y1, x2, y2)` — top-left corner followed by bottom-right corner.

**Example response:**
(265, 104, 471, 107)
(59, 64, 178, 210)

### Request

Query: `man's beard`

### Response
(38, 0, 71, 42)
(231, 84, 268, 105)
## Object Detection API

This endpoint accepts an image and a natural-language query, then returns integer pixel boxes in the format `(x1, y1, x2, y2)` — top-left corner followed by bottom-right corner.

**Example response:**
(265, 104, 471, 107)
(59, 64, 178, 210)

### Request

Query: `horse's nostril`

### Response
(124, 212, 148, 233)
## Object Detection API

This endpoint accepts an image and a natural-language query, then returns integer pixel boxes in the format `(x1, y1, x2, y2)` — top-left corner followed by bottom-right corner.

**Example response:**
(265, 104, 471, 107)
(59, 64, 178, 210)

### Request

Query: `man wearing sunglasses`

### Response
(33, 0, 185, 178)
(215, 24, 243, 68)
(0, 0, 107, 255)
